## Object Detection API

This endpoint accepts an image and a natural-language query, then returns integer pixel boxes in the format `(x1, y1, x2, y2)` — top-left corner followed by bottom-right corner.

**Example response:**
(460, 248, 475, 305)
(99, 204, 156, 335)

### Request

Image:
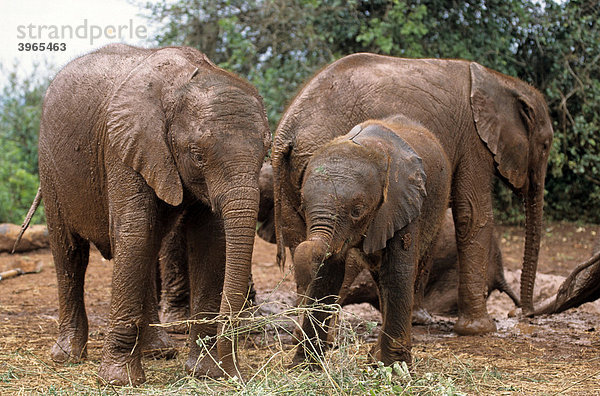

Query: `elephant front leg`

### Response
(183, 207, 229, 378)
(98, 193, 165, 386)
(452, 164, 497, 335)
(371, 229, 415, 366)
(292, 255, 346, 368)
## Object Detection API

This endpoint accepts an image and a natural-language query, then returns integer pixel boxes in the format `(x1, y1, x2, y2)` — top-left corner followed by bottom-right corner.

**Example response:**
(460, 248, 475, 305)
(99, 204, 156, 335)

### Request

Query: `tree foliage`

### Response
(0, 63, 50, 224)
(143, 0, 599, 223)
(0, 1, 598, 224)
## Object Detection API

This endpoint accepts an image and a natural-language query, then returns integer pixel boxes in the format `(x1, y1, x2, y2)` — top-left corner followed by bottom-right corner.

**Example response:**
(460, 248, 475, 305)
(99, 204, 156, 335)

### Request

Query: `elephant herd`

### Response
(22, 44, 559, 385)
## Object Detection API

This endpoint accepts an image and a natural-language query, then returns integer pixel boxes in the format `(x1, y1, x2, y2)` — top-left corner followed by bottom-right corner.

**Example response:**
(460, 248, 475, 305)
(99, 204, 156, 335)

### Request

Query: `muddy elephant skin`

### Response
(291, 117, 451, 367)
(273, 54, 553, 337)
(338, 209, 520, 317)
(38, 44, 270, 385)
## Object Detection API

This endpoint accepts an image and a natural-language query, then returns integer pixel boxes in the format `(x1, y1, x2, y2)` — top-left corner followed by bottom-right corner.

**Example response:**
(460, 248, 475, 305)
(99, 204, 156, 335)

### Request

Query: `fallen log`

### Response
(0, 223, 49, 253)
(534, 250, 600, 315)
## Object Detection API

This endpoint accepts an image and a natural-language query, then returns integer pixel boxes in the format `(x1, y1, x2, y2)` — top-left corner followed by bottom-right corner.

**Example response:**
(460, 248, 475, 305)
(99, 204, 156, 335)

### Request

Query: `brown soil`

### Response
(1, 221, 600, 394)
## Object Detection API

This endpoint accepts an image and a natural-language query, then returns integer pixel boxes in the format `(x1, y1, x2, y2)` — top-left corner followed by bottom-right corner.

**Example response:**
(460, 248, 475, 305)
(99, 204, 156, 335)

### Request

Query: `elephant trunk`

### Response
(215, 185, 260, 378)
(293, 205, 339, 299)
(520, 175, 545, 314)
(294, 237, 331, 299)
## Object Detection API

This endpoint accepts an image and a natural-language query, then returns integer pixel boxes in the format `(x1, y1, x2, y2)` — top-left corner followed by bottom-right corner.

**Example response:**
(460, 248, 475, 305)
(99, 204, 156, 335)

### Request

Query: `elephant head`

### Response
(293, 122, 426, 280)
(470, 63, 554, 313)
(106, 48, 271, 376)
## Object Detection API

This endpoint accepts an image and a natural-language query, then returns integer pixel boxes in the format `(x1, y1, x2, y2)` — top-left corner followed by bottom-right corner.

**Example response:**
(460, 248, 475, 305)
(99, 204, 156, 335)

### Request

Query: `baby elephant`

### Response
(292, 116, 451, 367)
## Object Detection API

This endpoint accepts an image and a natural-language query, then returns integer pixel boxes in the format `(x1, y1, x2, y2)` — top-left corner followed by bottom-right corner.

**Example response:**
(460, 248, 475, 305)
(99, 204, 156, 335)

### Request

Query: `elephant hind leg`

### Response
(48, 227, 90, 364)
(141, 259, 177, 359)
(158, 216, 190, 334)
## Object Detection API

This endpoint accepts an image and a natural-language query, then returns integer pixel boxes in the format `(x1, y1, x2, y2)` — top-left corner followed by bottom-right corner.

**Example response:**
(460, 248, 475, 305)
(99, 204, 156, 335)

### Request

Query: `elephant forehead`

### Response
(183, 85, 264, 121)
(306, 158, 381, 187)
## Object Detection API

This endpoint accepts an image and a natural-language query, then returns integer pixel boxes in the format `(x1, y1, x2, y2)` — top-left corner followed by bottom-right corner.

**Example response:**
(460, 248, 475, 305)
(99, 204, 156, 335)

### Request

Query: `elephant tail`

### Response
(12, 186, 42, 254)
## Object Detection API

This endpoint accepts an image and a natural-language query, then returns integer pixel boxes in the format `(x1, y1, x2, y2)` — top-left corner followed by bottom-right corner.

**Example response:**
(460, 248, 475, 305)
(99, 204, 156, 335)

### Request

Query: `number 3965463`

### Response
(18, 43, 66, 51)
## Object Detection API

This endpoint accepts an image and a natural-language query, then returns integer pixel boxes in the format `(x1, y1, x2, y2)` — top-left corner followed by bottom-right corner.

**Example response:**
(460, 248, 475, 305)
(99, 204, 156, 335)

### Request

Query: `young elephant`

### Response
(38, 44, 270, 385)
(292, 116, 451, 367)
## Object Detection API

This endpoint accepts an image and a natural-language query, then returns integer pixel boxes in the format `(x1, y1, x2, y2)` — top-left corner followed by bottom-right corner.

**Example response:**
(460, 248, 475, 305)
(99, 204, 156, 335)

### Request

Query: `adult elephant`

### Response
(273, 54, 553, 336)
(39, 44, 270, 385)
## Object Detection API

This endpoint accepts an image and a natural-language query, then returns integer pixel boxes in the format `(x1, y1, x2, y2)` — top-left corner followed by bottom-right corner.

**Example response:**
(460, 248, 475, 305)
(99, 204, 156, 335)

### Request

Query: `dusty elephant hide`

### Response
(36, 44, 270, 386)
(251, 169, 519, 317)
(272, 54, 554, 340)
(0, 224, 49, 253)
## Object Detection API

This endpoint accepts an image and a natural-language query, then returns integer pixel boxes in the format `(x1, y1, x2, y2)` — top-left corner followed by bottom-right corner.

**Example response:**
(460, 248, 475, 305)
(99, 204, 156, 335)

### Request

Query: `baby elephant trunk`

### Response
(293, 237, 330, 299)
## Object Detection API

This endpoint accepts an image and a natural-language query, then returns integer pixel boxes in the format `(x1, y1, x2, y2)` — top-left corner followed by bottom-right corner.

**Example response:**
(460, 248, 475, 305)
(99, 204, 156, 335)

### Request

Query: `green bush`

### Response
(0, 63, 50, 224)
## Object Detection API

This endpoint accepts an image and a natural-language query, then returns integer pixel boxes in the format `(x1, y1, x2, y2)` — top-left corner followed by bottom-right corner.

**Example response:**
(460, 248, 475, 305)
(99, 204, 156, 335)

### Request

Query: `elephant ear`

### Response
(107, 48, 198, 206)
(470, 62, 533, 189)
(355, 125, 427, 254)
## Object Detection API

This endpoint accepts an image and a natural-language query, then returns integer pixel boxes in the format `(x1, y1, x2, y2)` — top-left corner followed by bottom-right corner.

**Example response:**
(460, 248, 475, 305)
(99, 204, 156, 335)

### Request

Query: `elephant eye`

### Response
(189, 145, 203, 163)
(350, 205, 364, 220)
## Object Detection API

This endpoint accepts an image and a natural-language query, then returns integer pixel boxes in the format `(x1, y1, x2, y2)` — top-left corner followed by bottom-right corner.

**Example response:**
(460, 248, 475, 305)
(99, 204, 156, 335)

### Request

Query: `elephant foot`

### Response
(185, 349, 228, 378)
(368, 339, 412, 366)
(159, 303, 189, 334)
(454, 314, 497, 335)
(98, 357, 145, 386)
(412, 308, 434, 325)
(50, 335, 87, 363)
(142, 326, 177, 359)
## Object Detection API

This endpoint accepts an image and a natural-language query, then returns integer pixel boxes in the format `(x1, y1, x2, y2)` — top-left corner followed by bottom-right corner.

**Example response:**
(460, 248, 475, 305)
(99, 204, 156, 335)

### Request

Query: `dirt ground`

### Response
(1, 221, 600, 394)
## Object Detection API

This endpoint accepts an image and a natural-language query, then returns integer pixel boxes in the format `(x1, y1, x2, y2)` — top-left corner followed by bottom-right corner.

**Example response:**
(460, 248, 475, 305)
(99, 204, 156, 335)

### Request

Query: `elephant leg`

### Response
(98, 183, 164, 386)
(292, 255, 345, 367)
(49, 227, 90, 364)
(451, 163, 497, 335)
(183, 206, 228, 378)
(412, 252, 433, 325)
(337, 249, 366, 306)
(159, 216, 190, 334)
(141, 260, 177, 359)
(371, 230, 415, 366)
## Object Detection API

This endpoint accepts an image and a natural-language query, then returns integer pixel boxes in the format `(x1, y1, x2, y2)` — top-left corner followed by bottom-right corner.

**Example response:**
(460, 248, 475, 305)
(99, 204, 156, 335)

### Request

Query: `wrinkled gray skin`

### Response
(338, 209, 520, 319)
(38, 44, 270, 385)
(291, 117, 451, 367)
(534, 239, 600, 315)
(274, 54, 553, 339)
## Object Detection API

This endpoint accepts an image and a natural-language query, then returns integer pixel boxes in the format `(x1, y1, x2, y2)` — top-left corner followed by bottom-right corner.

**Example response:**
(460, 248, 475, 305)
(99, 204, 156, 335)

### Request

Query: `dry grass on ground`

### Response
(1, 221, 600, 394)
